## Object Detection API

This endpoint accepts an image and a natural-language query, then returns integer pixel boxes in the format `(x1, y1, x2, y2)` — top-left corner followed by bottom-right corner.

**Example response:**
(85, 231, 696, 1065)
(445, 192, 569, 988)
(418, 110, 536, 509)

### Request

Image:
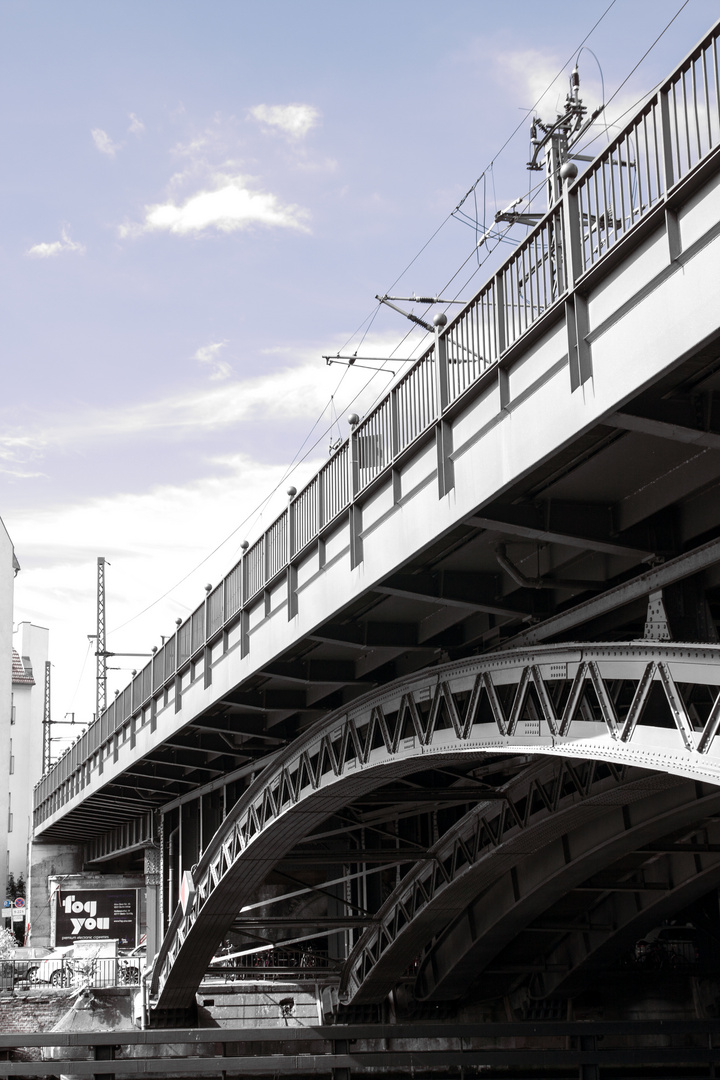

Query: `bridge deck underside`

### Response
(45, 315, 720, 847)
(148, 640, 720, 1012)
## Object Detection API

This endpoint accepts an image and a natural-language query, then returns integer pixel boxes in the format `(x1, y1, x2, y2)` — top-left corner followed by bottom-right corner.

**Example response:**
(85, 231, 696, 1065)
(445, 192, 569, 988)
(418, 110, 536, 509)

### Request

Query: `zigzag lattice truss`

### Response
(340, 760, 720, 1004)
(152, 642, 720, 1010)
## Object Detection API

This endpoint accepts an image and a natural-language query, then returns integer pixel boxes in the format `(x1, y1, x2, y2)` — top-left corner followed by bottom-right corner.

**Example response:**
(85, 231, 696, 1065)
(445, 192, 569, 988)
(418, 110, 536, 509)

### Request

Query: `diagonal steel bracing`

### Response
(150, 642, 720, 1013)
(413, 776, 720, 1001)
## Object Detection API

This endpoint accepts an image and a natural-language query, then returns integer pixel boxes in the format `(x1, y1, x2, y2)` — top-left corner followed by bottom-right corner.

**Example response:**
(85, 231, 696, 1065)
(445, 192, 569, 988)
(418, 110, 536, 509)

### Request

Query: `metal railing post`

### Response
(348, 419, 362, 569)
(493, 273, 510, 409)
(559, 164, 592, 391)
(202, 585, 212, 690)
(659, 84, 682, 261)
(240, 542, 250, 658)
(433, 316, 454, 497)
(287, 490, 298, 619)
(659, 84, 675, 191)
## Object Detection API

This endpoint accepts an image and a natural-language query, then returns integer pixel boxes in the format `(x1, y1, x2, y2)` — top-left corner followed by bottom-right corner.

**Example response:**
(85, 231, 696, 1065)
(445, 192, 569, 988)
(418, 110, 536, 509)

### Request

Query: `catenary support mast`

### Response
(42, 660, 51, 774)
(96, 555, 107, 722)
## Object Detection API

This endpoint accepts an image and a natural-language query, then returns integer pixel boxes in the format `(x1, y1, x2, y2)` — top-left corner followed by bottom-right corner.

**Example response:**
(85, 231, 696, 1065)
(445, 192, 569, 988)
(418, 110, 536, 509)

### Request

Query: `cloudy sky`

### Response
(2, 0, 718, 748)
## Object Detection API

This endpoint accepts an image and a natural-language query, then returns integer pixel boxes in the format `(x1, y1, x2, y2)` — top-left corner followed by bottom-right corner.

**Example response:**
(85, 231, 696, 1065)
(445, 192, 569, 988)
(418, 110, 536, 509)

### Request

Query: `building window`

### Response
(7, 794, 12, 833)
(8, 741, 13, 775)
(10, 695, 14, 725)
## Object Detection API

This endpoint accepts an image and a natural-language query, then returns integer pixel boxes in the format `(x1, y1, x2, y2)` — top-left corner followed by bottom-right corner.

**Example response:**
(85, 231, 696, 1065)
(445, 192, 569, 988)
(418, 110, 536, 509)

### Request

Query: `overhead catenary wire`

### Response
(110, 0, 690, 640)
(112, 192, 541, 639)
(453, 0, 619, 218)
(340, 0, 621, 358)
(109, 362, 395, 636)
(566, 1, 696, 164)
(603, 0, 691, 114)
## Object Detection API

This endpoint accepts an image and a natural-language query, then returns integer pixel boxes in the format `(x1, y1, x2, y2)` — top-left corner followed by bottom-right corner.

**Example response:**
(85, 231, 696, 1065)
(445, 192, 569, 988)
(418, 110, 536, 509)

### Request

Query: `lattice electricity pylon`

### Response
(150, 642, 720, 1013)
(96, 556, 107, 722)
(42, 660, 51, 774)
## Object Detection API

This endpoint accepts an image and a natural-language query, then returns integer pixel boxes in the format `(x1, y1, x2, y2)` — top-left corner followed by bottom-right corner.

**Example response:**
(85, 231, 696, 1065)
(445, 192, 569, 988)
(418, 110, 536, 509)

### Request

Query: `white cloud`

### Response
(27, 227, 86, 259)
(128, 113, 145, 135)
(91, 128, 121, 156)
(497, 49, 568, 119)
(194, 341, 232, 381)
(1, 333, 411, 466)
(9, 452, 323, 732)
(5, 331, 424, 732)
(249, 104, 320, 139)
(120, 174, 309, 237)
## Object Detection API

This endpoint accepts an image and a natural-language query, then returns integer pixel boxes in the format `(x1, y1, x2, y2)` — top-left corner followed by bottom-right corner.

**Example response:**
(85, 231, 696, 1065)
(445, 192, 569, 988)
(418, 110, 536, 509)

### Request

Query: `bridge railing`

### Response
(33, 18, 720, 829)
(577, 28, 720, 273)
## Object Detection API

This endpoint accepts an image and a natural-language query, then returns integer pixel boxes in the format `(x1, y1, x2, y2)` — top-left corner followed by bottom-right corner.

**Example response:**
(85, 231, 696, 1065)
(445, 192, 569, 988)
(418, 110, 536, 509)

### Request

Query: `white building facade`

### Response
(0, 517, 19, 905)
(10, 622, 48, 890)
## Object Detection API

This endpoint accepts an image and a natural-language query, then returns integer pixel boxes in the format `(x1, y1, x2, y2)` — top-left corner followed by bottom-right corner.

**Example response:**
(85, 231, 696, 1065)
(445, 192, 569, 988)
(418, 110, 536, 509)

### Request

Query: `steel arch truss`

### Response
(413, 777, 720, 1002)
(529, 815, 720, 1001)
(151, 642, 720, 1012)
(338, 758, 666, 1004)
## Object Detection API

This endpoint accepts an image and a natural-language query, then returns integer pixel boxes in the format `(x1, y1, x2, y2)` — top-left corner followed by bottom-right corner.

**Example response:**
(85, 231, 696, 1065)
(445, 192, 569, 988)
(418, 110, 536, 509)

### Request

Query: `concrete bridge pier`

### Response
(27, 840, 83, 946)
(27, 837, 157, 957)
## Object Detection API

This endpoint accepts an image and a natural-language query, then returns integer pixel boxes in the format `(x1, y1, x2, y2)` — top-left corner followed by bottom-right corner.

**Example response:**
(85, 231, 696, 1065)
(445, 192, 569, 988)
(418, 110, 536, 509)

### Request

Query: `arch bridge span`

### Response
(151, 641, 720, 1014)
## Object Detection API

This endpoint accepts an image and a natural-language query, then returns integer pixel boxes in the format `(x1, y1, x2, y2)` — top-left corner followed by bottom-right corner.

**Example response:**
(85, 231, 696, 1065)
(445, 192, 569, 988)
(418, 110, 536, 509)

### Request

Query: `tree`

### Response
(0, 926, 17, 958)
(6, 872, 15, 900)
(15, 874, 25, 900)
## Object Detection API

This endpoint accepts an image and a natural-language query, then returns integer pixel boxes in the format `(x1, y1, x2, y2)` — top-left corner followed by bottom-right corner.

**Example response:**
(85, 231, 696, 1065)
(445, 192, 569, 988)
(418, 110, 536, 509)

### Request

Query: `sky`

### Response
(2, 0, 718, 752)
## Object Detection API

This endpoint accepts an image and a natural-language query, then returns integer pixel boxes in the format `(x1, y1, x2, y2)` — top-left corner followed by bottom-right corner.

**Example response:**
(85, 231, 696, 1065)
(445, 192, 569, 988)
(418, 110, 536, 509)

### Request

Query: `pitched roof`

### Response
(12, 649, 34, 686)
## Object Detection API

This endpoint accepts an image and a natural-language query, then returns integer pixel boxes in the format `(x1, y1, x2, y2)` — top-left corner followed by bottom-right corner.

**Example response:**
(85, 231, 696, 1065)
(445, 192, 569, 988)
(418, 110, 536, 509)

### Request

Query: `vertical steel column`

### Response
(144, 843, 161, 966)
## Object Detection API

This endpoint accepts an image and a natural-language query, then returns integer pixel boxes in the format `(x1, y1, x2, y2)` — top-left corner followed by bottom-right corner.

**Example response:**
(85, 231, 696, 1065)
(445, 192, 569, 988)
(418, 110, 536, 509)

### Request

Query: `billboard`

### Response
(55, 889, 137, 948)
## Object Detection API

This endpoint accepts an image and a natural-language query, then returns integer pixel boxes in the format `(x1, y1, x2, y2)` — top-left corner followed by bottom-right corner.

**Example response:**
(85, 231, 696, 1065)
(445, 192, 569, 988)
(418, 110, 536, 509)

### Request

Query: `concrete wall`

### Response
(27, 842, 84, 947)
(0, 516, 16, 904)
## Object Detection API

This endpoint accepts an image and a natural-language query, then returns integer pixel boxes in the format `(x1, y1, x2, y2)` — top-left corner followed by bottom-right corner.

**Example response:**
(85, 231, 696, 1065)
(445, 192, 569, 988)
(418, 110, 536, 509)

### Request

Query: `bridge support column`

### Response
(27, 839, 83, 947)
(144, 844, 161, 965)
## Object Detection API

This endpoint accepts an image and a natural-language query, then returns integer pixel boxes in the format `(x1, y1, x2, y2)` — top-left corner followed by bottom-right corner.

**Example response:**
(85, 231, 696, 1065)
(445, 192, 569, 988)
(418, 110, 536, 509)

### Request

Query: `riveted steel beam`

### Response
(414, 778, 720, 1002)
(505, 536, 720, 647)
(608, 410, 720, 448)
(533, 818, 720, 999)
(468, 505, 653, 560)
(339, 759, 680, 1005)
(150, 642, 720, 1013)
(374, 572, 531, 618)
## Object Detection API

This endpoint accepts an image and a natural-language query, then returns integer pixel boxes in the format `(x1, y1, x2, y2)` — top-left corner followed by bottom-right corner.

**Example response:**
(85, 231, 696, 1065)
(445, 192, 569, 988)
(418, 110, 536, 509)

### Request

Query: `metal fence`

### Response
(207, 946, 333, 983)
(577, 28, 720, 272)
(33, 18, 720, 827)
(0, 957, 142, 991)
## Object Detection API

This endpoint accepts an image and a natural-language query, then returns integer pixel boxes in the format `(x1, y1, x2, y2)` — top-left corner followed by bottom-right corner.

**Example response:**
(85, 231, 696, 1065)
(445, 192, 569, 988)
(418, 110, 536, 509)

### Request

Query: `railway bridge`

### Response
(30, 18, 720, 1040)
